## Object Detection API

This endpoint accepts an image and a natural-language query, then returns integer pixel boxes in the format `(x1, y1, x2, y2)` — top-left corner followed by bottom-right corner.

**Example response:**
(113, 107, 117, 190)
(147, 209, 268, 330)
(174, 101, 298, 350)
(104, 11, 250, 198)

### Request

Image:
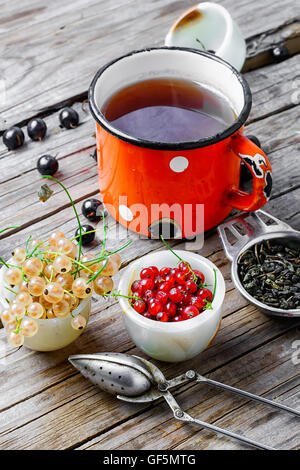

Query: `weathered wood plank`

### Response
(79, 331, 299, 450)
(0, 0, 299, 129)
(0, 95, 300, 235)
(0, 183, 299, 449)
(1, 320, 298, 450)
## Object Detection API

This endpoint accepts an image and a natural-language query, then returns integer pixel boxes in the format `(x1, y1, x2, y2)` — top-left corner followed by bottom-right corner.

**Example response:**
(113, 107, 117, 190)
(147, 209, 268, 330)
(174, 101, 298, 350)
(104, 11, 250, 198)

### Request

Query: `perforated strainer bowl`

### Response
(118, 249, 225, 362)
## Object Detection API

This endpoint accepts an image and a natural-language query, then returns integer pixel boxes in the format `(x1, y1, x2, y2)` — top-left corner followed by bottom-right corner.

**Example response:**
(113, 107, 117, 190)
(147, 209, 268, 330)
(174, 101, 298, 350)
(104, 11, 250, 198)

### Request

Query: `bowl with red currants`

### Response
(118, 249, 225, 362)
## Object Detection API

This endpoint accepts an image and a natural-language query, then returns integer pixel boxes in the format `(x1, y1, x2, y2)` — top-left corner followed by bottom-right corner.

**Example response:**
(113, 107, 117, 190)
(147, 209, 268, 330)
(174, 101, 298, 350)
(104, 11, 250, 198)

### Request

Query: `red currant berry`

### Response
(160, 267, 171, 277)
(190, 296, 205, 311)
(169, 287, 183, 303)
(147, 297, 157, 305)
(185, 280, 198, 293)
(181, 291, 192, 305)
(156, 290, 168, 305)
(131, 280, 141, 292)
(164, 274, 176, 288)
(175, 271, 187, 285)
(143, 289, 155, 302)
(148, 299, 163, 316)
(140, 267, 156, 280)
(154, 275, 164, 288)
(170, 268, 179, 276)
(182, 305, 199, 320)
(177, 306, 184, 315)
(190, 270, 205, 285)
(156, 312, 169, 322)
(132, 299, 146, 314)
(158, 281, 171, 293)
(172, 314, 184, 322)
(143, 312, 152, 319)
(178, 261, 190, 274)
(165, 301, 177, 318)
(149, 266, 159, 277)
(140, 278, 154, 292)
(198, 288, 213, 302)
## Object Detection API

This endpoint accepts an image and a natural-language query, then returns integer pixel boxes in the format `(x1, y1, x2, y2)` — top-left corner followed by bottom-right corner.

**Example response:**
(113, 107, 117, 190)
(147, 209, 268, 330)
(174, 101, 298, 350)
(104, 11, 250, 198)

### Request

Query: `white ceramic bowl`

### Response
(0, 260, 91, 352)
(165, 2, 246, 71)
(118, 250, 225, 362)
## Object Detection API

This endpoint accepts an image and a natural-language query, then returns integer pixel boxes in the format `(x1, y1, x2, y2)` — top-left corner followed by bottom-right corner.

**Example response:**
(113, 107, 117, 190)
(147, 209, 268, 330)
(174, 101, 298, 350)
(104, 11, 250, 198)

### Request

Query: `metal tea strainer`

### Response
(69, 352, 300, 450)
(218, 209, 300, 317)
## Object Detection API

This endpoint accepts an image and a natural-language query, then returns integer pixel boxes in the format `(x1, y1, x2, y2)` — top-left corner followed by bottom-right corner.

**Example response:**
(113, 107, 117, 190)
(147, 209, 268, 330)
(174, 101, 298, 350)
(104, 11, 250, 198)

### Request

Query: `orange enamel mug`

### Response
(89, 47, 272, 238)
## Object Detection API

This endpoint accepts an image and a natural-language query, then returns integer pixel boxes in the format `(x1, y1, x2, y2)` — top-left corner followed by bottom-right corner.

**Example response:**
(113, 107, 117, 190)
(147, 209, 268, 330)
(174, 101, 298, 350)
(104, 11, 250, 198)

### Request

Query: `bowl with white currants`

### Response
(0, 231, 122, 351)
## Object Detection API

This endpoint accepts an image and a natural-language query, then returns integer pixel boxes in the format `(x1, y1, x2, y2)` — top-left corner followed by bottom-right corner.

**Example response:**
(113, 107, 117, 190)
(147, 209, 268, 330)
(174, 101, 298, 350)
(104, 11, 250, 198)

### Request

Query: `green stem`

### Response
(109, 290, 142, 302)
(5, 286, 18, 295)
(0, 226, 19, 235)
(41, 176, 83, 266)
(86, 258, 108, 284)
(25, 235, 32, 255)
(27, 240, 47, 259)
(0, 257, 9, 268)
(160, 235, 197, 281)
(212, 268, 217, 300)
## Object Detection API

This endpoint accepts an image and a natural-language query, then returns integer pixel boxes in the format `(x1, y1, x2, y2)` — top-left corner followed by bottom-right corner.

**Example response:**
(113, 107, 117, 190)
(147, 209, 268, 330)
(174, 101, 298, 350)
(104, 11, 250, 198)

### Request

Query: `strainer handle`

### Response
(217, 209, 295, 261)
(163, 391, 274, 450)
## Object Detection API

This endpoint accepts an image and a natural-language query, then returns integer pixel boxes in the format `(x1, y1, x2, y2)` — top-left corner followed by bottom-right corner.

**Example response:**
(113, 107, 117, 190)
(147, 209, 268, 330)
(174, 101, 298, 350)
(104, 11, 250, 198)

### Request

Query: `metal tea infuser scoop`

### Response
(69, 352, 300, 450)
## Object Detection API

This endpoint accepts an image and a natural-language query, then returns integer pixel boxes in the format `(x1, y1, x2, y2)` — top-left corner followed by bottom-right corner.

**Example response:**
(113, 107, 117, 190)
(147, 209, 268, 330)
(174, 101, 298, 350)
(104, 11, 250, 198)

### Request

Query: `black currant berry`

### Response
(271, 44, 289, 63)
(3, 127, 25, 150)
(59, 107, 79, 129)
(27, 118, 47, 141)
(246, 134, 261, 148)
(37, 155, 59, 176)
(75, 225, 95, 246)
(82, 198, 103, 222)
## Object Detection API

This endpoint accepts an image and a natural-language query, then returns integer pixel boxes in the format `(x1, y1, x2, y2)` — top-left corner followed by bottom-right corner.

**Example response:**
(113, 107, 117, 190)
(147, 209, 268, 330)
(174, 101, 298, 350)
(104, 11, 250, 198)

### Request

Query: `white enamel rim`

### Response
(89, 47, 251, 151)
(118, 250, 225, 331)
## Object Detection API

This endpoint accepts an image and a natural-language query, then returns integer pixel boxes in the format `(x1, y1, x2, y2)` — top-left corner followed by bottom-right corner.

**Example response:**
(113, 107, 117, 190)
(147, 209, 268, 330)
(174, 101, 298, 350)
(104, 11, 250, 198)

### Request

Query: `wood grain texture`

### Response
(0, 0, 300, 129)
(0, 0, 300, 451)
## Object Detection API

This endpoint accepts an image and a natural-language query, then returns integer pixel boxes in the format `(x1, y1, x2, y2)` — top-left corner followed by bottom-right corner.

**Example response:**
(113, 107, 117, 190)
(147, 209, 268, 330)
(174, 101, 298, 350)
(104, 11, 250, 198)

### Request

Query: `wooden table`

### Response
(0, 0, 299, 451)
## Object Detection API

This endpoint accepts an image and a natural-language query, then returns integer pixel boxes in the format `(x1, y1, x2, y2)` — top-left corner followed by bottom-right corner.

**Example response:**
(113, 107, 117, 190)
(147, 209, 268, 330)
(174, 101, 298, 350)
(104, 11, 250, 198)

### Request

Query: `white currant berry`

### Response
(43, 263, 55, 279)
(49, 231, 65, 246)
(53, 300, 70, 317)
(71, 315, 86, 330)
(19, 280, 30, 293)
(27, 302, 44, 319)
(12, 247, 26, 264)
(23, 258, 43, 277)
(109, 252, 122, 269)
(94, 276, 114, 295)
(100, 258, 119, 276)
(21, 317, 38, 337)
(1, 309, 15, 324)
(72, 278, 93, 298)
(4, 267, 22, 286)
(46, 309, 56, 319)
(15, 292, 32, 308)
(57, 238, 74, 255)
(9, 301, 26, 318)
(53, 255, 72, 274)
(56, 272, 73, 290)
(7, 332, 24, 348)
(28, 276, 46, 297)
(43, 282, 64, 303)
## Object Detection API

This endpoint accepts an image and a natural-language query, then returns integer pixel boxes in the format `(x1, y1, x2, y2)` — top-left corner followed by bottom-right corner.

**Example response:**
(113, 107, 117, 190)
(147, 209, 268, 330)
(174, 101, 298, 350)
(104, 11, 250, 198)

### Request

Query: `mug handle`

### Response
(225, 133, 273, 211)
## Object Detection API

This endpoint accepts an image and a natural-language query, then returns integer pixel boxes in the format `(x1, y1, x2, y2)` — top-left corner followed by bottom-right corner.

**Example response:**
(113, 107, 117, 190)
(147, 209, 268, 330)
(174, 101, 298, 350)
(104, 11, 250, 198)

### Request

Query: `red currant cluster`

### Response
(130, 261, 213, 322)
